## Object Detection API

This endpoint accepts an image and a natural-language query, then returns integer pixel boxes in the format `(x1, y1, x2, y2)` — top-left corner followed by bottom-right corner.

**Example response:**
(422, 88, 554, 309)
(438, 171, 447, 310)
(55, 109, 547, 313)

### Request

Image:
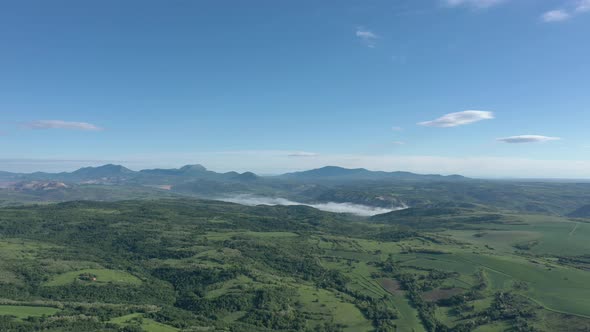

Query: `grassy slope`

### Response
(0, 305, 60, 320)
(110, 313, 179, 332)
(44, 268, 142, 287)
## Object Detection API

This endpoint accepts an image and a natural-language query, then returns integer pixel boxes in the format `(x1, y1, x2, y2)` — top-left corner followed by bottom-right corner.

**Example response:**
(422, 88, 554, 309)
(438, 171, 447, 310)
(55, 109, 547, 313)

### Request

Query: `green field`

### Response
(44, 268, 142, 286)
(0, 305, 60, 320)
(110, 313, 179, 332)
(446, 214, 590, 256)
(390, 294, 426, 332)
(297, 285, 373, 331)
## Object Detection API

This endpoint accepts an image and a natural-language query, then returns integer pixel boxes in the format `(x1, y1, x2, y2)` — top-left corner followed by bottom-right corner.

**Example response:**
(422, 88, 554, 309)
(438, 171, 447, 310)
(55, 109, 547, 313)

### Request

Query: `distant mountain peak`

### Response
(73, 164, 134, 174)
(281, 166, 467, 181)
(317, 166, 367, 171)
(284, 166, 368, 178)
(179, 164, 207, 172)
(234, 171, 258, 181)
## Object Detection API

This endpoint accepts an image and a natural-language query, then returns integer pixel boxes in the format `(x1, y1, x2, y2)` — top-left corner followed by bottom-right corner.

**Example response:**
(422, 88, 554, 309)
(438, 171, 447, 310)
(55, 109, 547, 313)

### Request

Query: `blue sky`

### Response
(1, 0, 589, 177)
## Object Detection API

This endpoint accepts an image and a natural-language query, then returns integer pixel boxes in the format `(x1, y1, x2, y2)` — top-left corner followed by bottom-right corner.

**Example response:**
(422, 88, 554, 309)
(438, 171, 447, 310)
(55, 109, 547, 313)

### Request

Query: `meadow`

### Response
(0, 305, 60, 320)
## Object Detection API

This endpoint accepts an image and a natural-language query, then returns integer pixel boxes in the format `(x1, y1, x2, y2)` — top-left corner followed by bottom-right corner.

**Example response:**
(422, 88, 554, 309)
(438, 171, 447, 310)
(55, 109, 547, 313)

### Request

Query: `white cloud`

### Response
(355, 27, 378, 48)
(541, 10, 571, 22)
(418, 110, 494, 127)
(288, 151, 319, 157)
(392, 141, 405, 145)
(542, 1, 590, 23)
(444, 0, 506, 9)
(216, 194, 406, 216)
(24, 120, 103, 131)
(497, 135, 561, 143)
(391, 126, 403, 131)
(576, 0, 590, 13)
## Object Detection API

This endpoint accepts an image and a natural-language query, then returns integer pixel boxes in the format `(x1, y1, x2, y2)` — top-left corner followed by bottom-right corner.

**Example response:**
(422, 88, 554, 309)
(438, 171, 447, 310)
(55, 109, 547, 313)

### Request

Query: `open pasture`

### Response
(446, 214, 590, 256)
(110, 313, 179, 332)
(404, 251, 590, 317)
(0, 305, 60, 320)
(44, 268, 142, 286)
(297, 285, 372, 332)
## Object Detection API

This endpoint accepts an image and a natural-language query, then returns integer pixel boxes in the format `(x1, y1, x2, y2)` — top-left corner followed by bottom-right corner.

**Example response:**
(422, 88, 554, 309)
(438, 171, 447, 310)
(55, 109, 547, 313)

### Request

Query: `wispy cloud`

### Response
(24, 120, 103, 131)
(542, 1, 590, 23)
(497, 135, 561, 143)
(576, 0, 590, 12)
(541, 10, 571, 22)
(216, 194, 404, 216)
(444, 0, 506, 9)
(288, 151, 319, 158)
(392, 141, 406, 145)
(355, 27, 378, 48)
(391, 126, 403, 131)
(418, 110, 494, 127)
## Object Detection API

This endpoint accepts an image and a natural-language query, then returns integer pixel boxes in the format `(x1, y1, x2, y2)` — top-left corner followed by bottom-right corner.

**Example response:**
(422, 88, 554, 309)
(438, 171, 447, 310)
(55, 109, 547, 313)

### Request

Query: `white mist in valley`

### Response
(215, 195, 407, 217)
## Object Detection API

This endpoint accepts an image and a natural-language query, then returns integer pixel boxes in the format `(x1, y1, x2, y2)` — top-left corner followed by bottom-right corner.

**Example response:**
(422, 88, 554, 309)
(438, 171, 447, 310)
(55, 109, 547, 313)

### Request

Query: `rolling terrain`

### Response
(0, 196, 589, 331)
(2, 164, 590, 217)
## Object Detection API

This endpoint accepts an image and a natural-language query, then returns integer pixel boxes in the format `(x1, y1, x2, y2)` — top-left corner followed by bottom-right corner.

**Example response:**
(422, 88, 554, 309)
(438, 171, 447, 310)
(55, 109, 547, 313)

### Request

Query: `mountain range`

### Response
(281, 166, 466, 181)
(0, 164, 466, 184)
(3, 164, 590, 218)
(0, 164, 258, 185)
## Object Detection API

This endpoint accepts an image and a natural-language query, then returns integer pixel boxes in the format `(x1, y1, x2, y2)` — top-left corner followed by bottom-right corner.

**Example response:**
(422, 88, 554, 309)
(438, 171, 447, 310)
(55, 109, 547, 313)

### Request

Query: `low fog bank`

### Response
(215, 194, 407, 217)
